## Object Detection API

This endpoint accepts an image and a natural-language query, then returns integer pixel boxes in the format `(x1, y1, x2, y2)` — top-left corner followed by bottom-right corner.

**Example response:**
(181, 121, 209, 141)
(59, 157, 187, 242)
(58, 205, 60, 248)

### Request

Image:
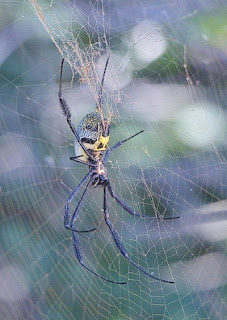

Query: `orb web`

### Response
(1, 0, 227, 319)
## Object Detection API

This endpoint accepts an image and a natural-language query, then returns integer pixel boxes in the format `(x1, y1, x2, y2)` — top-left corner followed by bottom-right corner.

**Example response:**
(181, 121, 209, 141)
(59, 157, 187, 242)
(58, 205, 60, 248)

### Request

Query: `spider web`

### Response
(1, 0, 227, 319)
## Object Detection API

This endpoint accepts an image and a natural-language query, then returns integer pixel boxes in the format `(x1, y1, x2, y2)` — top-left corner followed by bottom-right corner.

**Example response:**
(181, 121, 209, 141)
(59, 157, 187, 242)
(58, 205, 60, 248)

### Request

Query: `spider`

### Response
(58, 56, 177, 285)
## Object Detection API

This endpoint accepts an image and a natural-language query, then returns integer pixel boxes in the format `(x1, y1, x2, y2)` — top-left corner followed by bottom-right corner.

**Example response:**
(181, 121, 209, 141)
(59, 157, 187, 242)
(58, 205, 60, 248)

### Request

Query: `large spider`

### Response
(58, 56, 176, 284)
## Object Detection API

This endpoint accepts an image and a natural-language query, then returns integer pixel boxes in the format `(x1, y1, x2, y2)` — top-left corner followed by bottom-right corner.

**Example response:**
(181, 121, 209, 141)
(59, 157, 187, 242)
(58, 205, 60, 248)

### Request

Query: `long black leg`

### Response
(96, 53, 111, 137)
(72, 231, 127, 284)
(70, 156, 90, 166)
(104, 187, 174, 284)
(70, 180, 92, 230)
(103, 130, 144, 163)
(97, 53, 110, 111)
(70, 179, 126, 284)
(58, 59, 95, 161)
(107, 182, 150, 219)
(64, 173, 95, 233)
(107, 182, 179, 220)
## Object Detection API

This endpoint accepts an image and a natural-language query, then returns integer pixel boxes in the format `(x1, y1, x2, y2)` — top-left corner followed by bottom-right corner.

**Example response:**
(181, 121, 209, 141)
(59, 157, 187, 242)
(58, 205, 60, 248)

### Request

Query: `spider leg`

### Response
(72, 231, 127, 284)
(58, 59, 95, 161)
(70, 179, 126, 284)
(103, 130, 144, 163)
(103, 187, 174, 284)
(96, 53, 111, 137)
(70, 180, 92, 230)
(70, 156, 90, 166)
(107, 182, 179, 220)
(64, 172, 96, 233)
(96, 53, 110, 112)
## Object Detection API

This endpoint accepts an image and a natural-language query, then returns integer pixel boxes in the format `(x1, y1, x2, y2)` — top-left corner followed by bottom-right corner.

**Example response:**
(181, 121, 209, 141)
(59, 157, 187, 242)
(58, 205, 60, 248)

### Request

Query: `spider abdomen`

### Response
(75, 112, 110, 162)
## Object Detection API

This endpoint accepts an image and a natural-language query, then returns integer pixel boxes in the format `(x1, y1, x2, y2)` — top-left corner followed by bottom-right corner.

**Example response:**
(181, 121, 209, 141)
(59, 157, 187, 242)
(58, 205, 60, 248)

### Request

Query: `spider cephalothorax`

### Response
(90, 160, 108, 187)
(58, 56, 178, 285)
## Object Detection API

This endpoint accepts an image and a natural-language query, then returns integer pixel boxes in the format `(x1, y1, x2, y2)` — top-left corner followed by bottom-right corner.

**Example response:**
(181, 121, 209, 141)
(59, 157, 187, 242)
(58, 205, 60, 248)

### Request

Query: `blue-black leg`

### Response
(70, 180, 92, 230)
(64, 173, 95, 233)
(103, 130, 144, 163)
(70, 180, 126, 284)
(58, 59, 95, 161)
(72, 231, 127, 284)
(104, 187, 174, 284)
(70, 156, 90, 166)
(107, 182, 179, 220)
(97, 53, 110, 111)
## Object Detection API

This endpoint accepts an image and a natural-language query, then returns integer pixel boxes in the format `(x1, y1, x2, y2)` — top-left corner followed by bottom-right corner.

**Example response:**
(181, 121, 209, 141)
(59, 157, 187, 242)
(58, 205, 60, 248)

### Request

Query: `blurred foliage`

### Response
(1, 1, 227, 320)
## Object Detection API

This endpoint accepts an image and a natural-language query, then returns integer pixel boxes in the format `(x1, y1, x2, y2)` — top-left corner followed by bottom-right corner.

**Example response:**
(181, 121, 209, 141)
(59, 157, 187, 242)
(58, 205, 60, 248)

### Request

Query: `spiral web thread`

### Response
(1, 0, 227, 319)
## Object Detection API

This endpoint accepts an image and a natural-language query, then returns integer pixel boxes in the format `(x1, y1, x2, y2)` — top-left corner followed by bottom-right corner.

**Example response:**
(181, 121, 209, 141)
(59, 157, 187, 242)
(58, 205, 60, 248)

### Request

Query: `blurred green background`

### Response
(1, 1, 227, 319)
